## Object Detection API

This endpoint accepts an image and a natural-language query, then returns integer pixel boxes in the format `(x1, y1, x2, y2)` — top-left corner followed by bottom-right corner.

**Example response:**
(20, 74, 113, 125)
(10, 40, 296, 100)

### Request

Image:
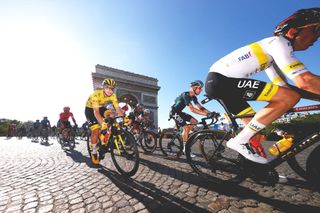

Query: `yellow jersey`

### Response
(86, 90, 119, 109)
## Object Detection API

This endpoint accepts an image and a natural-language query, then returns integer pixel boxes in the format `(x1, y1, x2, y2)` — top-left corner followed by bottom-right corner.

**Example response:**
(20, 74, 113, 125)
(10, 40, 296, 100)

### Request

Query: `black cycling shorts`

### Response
(169, 110, 193, 127)
(205, 72, 278, 115)
(85, 107, 107, 130)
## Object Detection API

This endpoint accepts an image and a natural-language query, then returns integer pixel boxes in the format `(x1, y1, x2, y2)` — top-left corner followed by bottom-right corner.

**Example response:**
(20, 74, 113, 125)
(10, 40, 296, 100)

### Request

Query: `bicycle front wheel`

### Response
(110, 129, 139, 177)
(159, 131, 183, 159)
(140, 130, 157, 154)
(186, 130, 244, 184)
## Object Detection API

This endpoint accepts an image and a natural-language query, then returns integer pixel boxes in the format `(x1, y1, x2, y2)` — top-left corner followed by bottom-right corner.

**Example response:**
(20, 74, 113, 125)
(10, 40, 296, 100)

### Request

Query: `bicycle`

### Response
(86, 116, 139, 177)
(159, 113, 217, 159)
(131, 123, 158, 154)
(57, 126, 76, 150)
(186, 84, 320, 188)
(40, 126, 50, 144)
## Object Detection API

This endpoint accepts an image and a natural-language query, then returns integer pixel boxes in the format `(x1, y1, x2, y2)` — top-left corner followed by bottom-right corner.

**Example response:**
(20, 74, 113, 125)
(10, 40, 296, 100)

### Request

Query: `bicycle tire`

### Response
(140, 130, 157, 154)
(186, 130, 245, 184)
(159, 131, 183, 159)
(69, 138, 75, 150)
(306, 144, 320, 190)
(110, 129, 139, 177)
(86, 135, 92, 158)
(287, 131, 320, 180)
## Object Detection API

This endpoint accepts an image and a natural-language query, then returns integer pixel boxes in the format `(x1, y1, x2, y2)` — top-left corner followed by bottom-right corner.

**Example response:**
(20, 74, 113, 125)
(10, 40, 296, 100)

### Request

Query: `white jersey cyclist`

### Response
(210, 36, 308, 86)
(205, 7, 320, 164)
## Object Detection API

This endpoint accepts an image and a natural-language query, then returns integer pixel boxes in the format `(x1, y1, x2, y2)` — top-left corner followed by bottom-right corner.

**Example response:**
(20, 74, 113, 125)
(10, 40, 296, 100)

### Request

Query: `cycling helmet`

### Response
(144, 109, 150, 114)
(190, 80, 204, 87)
(136, 103, 144, 109)
(63, 106, 70, 112)
(274, 8, 320, 36)
(102, 78, 116, 88)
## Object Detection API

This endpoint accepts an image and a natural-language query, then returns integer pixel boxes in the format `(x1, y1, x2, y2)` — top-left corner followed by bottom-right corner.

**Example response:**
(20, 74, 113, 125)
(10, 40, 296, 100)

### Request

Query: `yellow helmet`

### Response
(102, 78, 116, 88)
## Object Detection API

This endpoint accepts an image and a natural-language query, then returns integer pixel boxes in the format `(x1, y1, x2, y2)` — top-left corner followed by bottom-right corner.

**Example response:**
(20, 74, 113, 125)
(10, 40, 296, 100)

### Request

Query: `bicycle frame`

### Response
(100, 119, 127, 156)
(201, 84, 320, 170)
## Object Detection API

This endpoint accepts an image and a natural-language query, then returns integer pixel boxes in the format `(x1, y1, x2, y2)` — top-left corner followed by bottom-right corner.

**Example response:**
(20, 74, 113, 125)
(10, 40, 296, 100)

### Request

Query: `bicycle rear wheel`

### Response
(159, 131, 183, 159)
(186, 130, 244, 184)
(111, 129, 139, 177)
(86, 135, 92, 158)
(306, 144, 320, 190)
(287, 131, 320, 180)
(140, 130, 157, 153)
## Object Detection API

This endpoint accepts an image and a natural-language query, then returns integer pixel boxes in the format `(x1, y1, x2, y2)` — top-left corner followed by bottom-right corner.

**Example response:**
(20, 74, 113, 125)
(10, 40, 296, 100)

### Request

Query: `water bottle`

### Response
(268, 137, 293, 156)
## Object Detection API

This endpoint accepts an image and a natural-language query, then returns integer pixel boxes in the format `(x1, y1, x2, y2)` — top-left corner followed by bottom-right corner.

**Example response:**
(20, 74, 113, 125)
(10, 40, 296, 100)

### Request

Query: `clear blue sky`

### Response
(0, 0, 319, 128)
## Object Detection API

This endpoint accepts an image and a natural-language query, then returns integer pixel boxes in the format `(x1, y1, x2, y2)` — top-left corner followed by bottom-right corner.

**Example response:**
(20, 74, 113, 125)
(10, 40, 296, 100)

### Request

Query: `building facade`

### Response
(91, 64, 161, 128)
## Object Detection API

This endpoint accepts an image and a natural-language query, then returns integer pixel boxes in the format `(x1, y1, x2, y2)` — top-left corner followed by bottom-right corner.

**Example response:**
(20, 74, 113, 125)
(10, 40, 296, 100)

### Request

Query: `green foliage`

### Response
(0, 119, 20, 136)
(263, 113, 320, 140)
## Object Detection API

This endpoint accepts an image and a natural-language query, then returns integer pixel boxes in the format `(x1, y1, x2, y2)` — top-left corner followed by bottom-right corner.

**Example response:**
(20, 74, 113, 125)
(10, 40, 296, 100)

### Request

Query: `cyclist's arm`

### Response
(265, 65, 288, 86)
(112, 96, 123, 117)
(195, 103, 210, 114)
(115, 106, 124, 117)
(187, 103, 208, 116)
(71, 115, 77, 126)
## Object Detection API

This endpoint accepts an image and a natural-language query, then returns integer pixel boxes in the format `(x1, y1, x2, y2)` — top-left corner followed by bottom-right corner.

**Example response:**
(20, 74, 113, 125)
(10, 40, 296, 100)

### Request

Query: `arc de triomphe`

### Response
(91, 64, 161, 128)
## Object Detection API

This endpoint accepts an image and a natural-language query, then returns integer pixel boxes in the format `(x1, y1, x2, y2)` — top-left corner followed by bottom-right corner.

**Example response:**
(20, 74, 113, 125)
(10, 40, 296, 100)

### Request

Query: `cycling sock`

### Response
(92, 144, 97, 154)
(236, 120, 266, 144)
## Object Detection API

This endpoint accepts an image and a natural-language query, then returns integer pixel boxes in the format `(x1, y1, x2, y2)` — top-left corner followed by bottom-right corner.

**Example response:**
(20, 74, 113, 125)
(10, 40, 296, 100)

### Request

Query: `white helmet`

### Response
(144, 109, 151, 114)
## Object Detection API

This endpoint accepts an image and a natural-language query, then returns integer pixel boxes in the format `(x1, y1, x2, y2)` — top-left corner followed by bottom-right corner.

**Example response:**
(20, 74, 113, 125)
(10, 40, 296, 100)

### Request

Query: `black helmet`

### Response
(136, 103, 144, 109)
(190, 80, 204, 87)
(274, 8, 320, 36)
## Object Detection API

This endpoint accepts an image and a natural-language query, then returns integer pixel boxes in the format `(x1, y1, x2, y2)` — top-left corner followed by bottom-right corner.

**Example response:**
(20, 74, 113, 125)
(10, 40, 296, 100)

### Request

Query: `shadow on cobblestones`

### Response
(282, 177, 318, 191)
(139, 157, 320, 212)
(64, 149, 96, 168)
(98, 168, 212, 212)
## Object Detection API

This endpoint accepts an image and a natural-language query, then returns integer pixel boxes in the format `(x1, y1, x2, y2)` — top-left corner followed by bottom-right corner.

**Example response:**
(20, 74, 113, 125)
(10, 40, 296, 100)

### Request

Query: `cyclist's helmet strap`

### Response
(274, 8, 320, 37)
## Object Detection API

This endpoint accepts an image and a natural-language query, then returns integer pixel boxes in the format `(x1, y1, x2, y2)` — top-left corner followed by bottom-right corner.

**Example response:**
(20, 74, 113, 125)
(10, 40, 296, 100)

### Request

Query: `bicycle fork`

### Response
(113, 135, 125, 156)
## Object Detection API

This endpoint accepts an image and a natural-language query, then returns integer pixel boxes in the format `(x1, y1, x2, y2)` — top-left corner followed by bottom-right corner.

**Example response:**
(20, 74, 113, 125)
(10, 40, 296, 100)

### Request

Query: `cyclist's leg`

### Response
(205, 73, 294, 163)
(171, 111, 188, 141)
(178, 112, 196, 153)
(234, 84, 300, 145)
(85, 107, 101, 164)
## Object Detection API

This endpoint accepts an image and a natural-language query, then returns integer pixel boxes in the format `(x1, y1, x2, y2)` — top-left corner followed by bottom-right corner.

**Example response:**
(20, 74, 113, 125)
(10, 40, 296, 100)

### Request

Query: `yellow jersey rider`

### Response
(205, 8, 320, 164)
(85, 78, 123, 164)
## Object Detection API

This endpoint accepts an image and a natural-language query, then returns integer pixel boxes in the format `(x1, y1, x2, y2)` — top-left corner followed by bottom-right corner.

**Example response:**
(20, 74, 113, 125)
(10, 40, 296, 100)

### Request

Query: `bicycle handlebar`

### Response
(198, 112, 220, 127)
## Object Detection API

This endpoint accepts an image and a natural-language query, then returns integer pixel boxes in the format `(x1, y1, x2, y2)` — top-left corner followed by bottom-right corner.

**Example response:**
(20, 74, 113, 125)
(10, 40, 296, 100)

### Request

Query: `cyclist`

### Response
(59, 106, 78, 132)
(142, 109, 154, 128)
(41, 116, 51, 129)
(170, 80, 214, 154)
(32, 120, 41, 138)
(85, 78, 123, 165)
(7, 123, 17, 137)
(205, 8, 320, 164)
(128, 103, 145, 134)
(40, 116, 51, 139)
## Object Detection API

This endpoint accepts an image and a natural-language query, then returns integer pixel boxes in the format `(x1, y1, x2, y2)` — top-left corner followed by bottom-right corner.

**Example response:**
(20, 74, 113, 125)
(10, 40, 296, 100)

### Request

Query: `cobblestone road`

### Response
(0, 137, 320, 213)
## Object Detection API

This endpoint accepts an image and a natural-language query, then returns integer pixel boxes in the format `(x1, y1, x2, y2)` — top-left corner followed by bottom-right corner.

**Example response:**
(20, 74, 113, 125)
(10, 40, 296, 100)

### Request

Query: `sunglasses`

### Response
(105, 86, 114, 91)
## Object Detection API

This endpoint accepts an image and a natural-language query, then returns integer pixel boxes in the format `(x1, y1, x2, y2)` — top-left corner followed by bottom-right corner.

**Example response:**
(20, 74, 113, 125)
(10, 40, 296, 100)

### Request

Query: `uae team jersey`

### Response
(209, 36, 308, 86)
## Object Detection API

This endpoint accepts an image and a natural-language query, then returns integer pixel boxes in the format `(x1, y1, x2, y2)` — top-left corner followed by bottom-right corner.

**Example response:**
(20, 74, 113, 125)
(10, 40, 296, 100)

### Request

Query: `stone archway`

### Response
(91, 64, 161, 128)
(118, 94, 138, 108)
